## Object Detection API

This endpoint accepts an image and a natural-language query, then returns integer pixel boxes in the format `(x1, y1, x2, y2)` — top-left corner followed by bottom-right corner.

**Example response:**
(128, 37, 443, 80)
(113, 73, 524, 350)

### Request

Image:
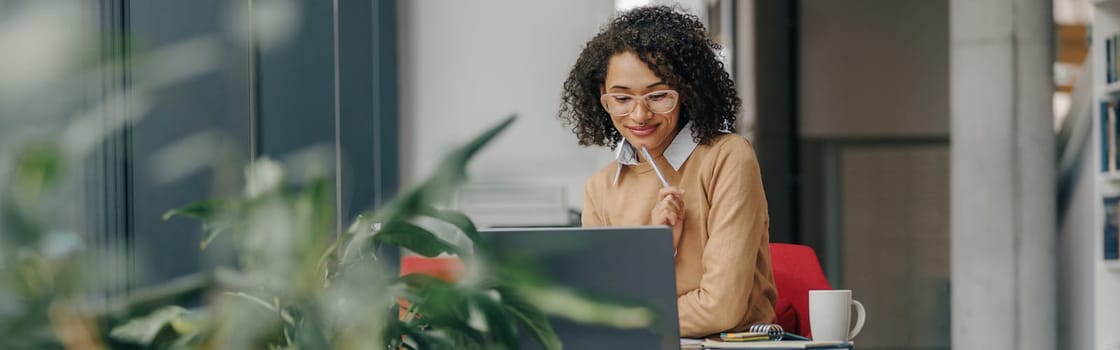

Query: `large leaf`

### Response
(339, 214, 379, 263)
(293, 311, 331, 350)
(417, 115, 516, 205)
(222, 292, 295, 325)
(519, 285, 655, 329)
(163, 198, 236, 249)
(374, 220, 462, 258)
(363, 115, 516, 224)
(0, 198, 43, 246)
(398, 274, 471, 321)
(419, 206, 487, 253)
(294, 177, 334, 239)
(381, 305, 407, 348)
(100, 270, 213, 318)
(497, 286, 561, 350)
(397, 277, 480, 345)
(471, 291, 519, 350)
(1, 145, 63, 246)
(109, 305, 191, 346)
(343, 116, 514, 264)
(12, 144, 63, 204)
(424, 318, 487, 350)
(197, 221, 232, 250)
(162, 198, 231, 221)
(398, 275, 518, 350)
(386, 319, 457, 350)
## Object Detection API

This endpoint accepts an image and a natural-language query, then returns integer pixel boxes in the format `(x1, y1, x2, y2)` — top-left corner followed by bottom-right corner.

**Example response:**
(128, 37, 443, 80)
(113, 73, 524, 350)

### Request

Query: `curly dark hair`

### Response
(558, 5, 740, 149)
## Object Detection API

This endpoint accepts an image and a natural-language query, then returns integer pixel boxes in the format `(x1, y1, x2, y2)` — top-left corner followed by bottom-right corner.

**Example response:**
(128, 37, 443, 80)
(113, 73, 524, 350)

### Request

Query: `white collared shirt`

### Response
(613, 121, 699, 185)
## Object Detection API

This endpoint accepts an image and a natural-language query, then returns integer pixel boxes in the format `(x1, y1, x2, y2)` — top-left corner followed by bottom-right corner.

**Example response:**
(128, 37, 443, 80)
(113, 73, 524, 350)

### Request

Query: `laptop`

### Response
(480, 226, 680, 350)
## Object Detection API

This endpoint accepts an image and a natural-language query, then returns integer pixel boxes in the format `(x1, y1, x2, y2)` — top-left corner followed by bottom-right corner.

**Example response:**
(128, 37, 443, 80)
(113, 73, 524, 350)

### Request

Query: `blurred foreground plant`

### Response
(0, 5, 652, 346)
(105, 115, 654, 350)
(0, 143, 103, 350)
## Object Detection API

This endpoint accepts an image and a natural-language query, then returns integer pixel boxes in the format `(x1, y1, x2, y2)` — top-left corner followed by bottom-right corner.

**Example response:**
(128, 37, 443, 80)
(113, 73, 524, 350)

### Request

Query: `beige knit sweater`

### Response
(582, 133, 777, 337)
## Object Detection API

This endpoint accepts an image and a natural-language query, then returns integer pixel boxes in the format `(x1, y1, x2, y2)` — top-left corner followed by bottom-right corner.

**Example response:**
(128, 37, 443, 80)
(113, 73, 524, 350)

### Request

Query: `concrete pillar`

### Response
(950, 0, 1055, 349)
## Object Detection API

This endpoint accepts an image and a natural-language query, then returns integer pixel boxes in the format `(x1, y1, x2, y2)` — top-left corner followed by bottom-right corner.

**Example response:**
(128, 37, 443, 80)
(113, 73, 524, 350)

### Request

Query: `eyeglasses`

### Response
(600, 90, 679, 117)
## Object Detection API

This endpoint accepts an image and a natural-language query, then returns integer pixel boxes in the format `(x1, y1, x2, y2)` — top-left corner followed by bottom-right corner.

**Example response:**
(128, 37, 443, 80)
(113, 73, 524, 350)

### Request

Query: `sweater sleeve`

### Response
(581, 177, 605, 227)
(677, 139, 771, 337)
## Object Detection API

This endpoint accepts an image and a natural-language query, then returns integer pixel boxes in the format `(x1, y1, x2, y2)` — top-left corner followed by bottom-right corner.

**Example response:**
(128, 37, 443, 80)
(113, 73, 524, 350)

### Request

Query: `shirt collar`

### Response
(613, 121, 698, 185)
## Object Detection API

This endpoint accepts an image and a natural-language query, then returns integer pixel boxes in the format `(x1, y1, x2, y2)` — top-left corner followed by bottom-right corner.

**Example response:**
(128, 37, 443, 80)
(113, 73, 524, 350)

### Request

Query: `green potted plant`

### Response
(105, 115, 653, 350)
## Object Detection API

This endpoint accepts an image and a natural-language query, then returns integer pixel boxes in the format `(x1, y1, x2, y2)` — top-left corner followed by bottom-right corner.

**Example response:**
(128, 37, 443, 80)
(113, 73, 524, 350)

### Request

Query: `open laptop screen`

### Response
(480, 226, 680, 350)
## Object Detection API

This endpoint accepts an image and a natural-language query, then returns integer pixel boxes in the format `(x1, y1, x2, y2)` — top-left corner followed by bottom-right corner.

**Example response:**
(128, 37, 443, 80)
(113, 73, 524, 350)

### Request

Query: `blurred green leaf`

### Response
(20, 112, 644, 350)
(498, 286, 561, 350)
(163, 198, 235, 249)
(168, 308, 209, 335)
(385, 318, 458, 350)
(417, 115, 516, 205)
(198, 221, 233, 250)
(99, 270, 214, 320)
(397, 273, 448, 289)
(365, 115, 516, 224)
(1, 146, 64, 246)
(380, 305, 406, 347)
(1, 199, 42, 246)
(109, 305, 193, 346)
(297, 177, 334, 239)
(162, 198, 231, 221)
(398, 275, 523, 350)
(344, 115, 515, 264)
(374, 220, 462, 258)
(399, 274, 470, 321)
(419, 206, 487, 253)
(521, 285, 656, 329)
(12, 144, 63, 201)
(472, 291, 518, 350)
(162, 331, 201, 350)
(293, 311, 331, 350)
(425, 318, 486, 350)
(223, 291, 295, 325)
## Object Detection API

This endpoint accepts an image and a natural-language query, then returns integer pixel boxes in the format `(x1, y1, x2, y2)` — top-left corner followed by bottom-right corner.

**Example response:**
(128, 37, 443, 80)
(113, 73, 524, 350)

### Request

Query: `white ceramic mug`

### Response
(808, 290, 866, 341)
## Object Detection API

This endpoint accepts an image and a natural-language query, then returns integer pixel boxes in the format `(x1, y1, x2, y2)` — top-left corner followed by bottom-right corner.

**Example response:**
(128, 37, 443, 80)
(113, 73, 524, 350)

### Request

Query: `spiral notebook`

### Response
(687, 339, 851, 349)
(680, 324, 852, 349)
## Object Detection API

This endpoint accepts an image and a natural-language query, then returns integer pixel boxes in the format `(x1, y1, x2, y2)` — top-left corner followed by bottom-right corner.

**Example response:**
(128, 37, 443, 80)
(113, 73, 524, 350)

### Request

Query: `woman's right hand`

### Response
(651, 187, 685, 248)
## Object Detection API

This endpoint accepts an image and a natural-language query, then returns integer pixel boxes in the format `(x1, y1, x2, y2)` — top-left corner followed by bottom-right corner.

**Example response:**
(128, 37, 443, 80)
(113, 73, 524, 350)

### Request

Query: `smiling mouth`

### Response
(627, 125, 657, 137)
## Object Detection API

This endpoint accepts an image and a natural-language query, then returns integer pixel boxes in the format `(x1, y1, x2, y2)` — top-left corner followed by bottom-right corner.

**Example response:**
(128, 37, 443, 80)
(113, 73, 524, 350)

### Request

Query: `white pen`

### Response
(639, 146, 671, 188)
(641, 146, 677, 257)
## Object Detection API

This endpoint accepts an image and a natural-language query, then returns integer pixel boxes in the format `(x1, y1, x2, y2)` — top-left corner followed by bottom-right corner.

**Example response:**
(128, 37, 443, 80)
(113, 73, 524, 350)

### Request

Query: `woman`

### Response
(558, 5, 777, 337)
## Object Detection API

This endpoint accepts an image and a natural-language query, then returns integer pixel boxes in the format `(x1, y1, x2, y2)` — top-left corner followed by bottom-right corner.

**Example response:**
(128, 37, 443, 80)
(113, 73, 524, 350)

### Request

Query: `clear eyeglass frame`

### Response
(599, 90, 680, 117)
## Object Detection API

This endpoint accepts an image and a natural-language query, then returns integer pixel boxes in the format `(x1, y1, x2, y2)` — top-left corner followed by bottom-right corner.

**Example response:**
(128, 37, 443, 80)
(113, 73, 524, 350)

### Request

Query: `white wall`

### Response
(398, 1, 616, 210)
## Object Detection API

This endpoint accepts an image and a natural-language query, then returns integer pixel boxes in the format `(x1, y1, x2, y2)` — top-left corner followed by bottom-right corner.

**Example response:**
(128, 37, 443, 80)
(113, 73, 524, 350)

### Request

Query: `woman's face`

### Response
(601, 51, 681, 158)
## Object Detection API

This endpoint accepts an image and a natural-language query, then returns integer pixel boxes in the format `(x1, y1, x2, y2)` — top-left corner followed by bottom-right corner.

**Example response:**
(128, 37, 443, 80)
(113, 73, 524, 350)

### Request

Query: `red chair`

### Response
(769, 243, 832, 339)
(398, 255, 465, 319)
